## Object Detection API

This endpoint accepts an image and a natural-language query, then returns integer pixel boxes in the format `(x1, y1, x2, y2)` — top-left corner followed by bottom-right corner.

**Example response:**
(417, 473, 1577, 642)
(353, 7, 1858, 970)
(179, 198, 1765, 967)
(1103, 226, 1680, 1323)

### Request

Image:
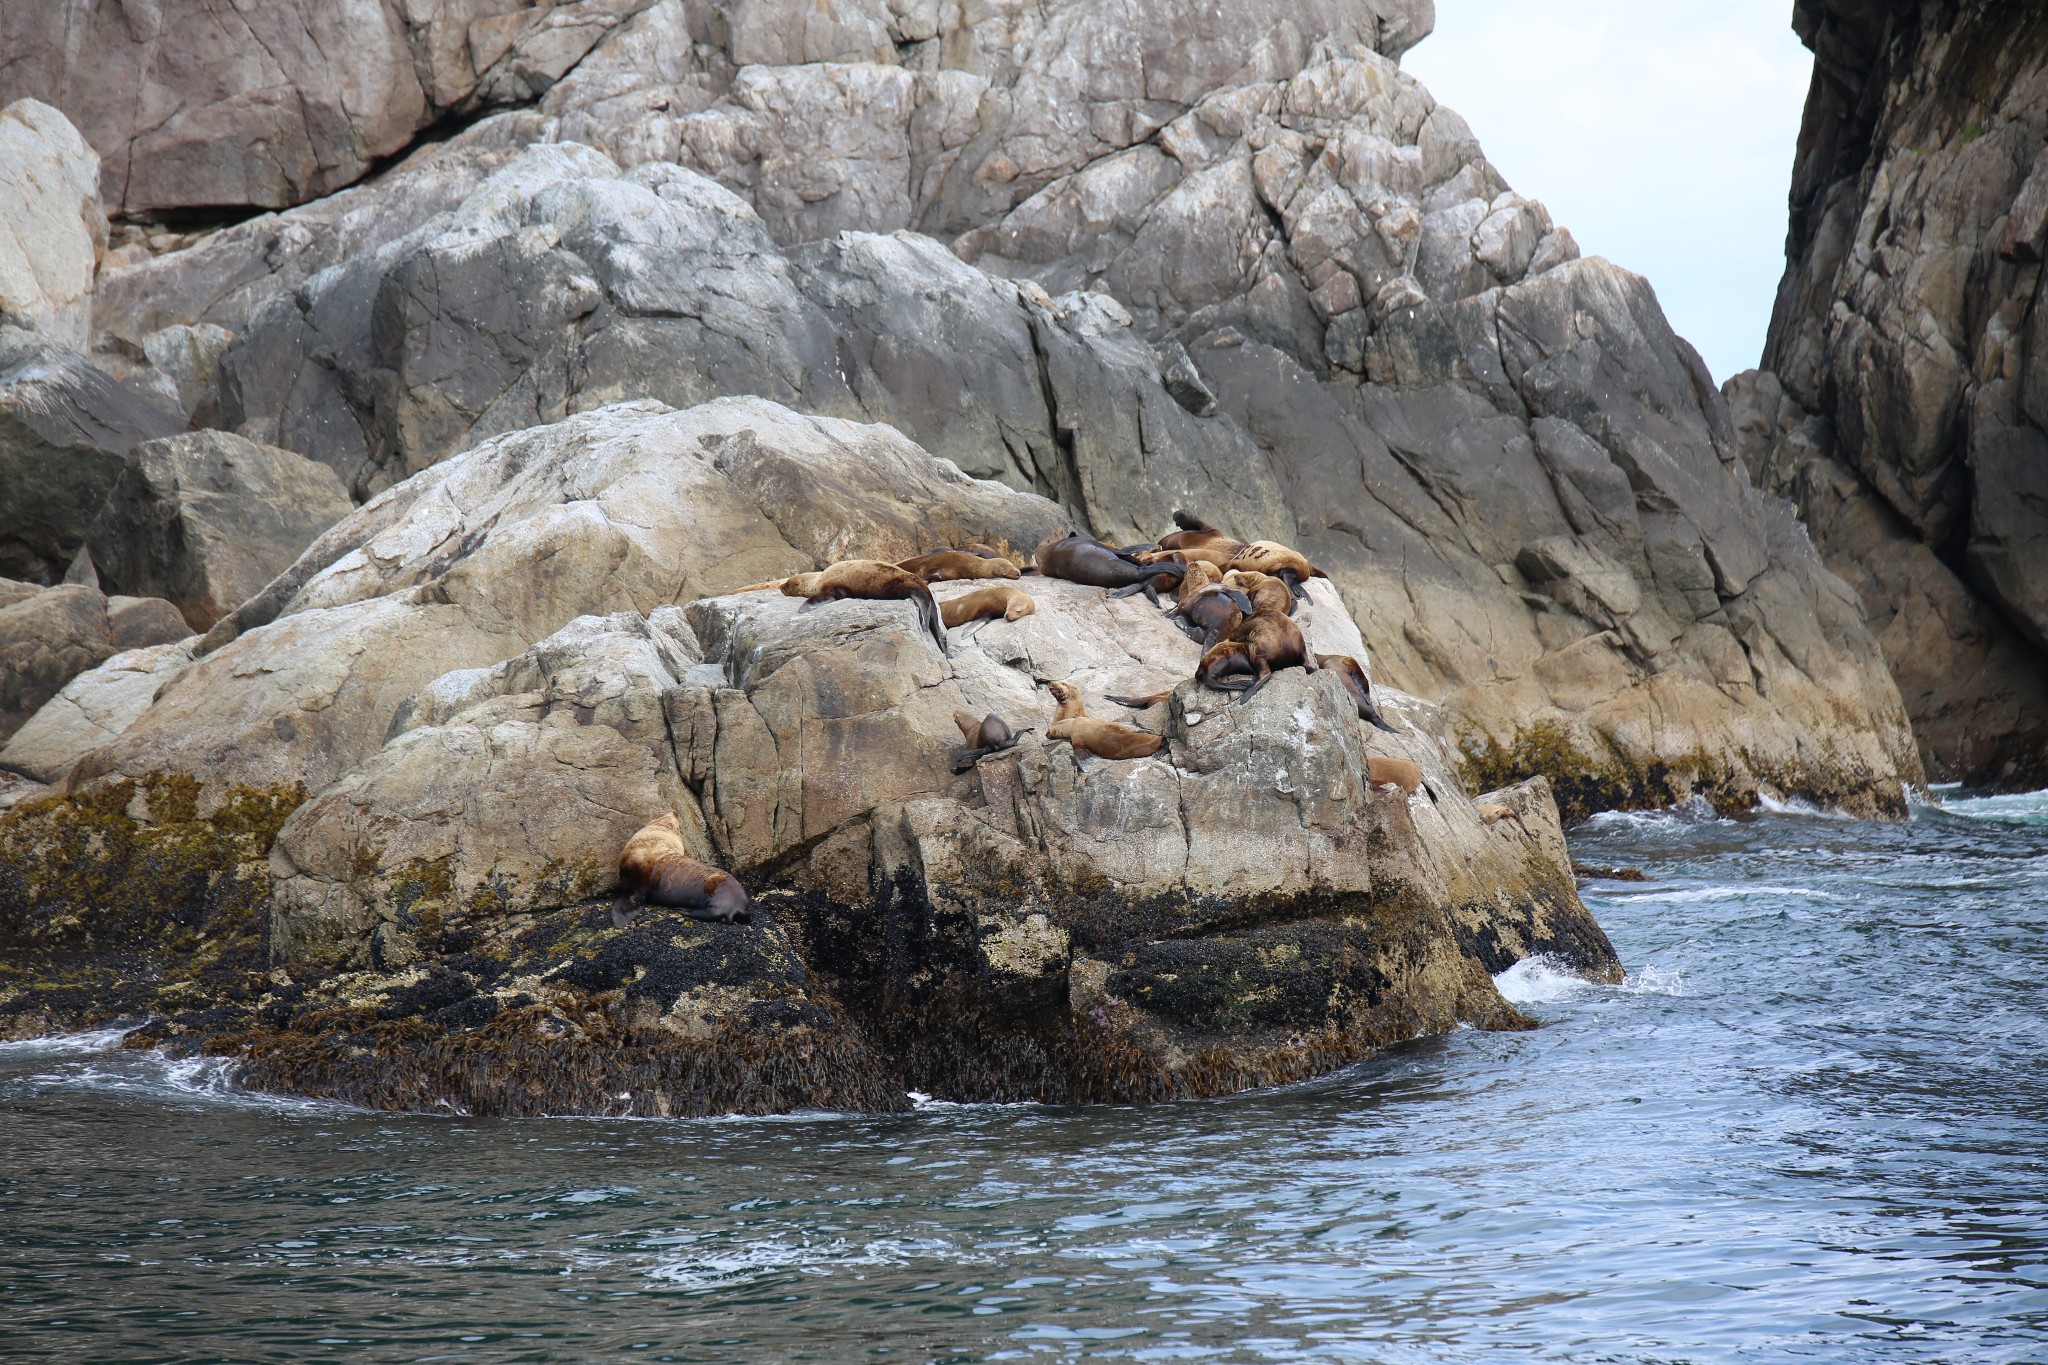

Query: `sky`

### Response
(1401, 1, 1815, 385)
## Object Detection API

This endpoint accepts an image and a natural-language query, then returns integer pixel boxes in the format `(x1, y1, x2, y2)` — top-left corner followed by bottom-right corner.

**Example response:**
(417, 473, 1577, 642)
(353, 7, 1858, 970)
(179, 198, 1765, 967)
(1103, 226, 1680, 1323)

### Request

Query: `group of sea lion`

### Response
(609, 513, 1407, 929)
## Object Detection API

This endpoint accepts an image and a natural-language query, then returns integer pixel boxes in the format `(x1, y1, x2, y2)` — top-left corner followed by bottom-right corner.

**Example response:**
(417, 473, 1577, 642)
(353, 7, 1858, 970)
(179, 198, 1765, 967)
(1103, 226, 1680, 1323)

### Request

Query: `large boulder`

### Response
(84, 431, 354, 631)
(1748, 0, 2048, 785)
(0, 331, 186, 584)
(0, 582, 190, 749)
(0, 100, 104, 350)
(66, 398, 1065, 805)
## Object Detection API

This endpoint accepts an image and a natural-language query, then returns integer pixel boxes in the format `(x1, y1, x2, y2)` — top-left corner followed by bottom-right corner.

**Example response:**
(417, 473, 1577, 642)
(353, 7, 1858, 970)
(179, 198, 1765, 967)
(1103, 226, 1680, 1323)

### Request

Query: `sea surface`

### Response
(3, 789, 2045, 1363)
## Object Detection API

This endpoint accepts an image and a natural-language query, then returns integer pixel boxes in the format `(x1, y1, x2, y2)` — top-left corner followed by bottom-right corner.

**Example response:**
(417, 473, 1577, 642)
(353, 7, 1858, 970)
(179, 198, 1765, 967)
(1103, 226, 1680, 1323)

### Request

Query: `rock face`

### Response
(0, 100, 105, 350)
(0, 395, 1616, 1113)
(1738, 0, 2048, 788)
(0, 1, 659, 218)
(84, 431, 354, 631)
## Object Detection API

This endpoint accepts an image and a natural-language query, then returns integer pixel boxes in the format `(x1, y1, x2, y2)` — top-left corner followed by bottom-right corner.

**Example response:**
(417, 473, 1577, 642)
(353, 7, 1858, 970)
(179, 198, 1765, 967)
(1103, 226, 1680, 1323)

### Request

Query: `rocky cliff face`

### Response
(13, 0, 1921, 816)
(1733, 0, 2048, 788)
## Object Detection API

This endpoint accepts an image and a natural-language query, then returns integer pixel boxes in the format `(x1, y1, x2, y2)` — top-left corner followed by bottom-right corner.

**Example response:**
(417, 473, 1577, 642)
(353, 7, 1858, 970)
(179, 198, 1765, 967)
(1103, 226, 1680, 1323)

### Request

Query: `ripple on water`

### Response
(0, 797, 2044, 1363)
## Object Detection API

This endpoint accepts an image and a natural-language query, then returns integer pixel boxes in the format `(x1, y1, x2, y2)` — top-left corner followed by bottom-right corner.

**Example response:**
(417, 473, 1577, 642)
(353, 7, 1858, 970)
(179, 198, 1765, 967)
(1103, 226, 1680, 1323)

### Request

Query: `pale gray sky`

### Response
(1402, 1, 1813, 384)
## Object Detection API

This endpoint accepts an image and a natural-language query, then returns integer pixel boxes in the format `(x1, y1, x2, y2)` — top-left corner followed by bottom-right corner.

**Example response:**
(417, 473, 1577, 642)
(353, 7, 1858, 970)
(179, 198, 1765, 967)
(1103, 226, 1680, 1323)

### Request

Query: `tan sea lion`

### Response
(1365, 756, 1423, 794)
(1221, 568, 1296, 618)
(1156, 510, 1239, 554)
(898, 550, 1023, 583)
(777, 560, 950, 656)
(1226, 541, 1329, 601)
(1046, 680, 1165, 760)
(1476, 801, 1528, 830)
(952, 710, 1030, 771)
(940, 583, 1037, 627)
(1315, 653, 1397, 733)
(612, 813, 750, 928)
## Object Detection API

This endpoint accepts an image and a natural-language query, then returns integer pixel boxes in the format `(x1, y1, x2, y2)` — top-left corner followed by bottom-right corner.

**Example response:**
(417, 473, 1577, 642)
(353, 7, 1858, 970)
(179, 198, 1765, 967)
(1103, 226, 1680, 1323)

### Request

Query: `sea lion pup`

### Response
(898, 550, 1023, 583)
(1045, 679, 1165, 760)
(1227, 541, 1329, 600)
(779, 559, 950, 657)
(952, 711, 1030, 772)
(612, 813, 751, 928)
(1221, 568, 1297, 618)
(1365, 756, 1423, 795)
(1034, 530, 1187, 603)
(1315, 653, 1398, 733)
(940, 583, 1037, 628)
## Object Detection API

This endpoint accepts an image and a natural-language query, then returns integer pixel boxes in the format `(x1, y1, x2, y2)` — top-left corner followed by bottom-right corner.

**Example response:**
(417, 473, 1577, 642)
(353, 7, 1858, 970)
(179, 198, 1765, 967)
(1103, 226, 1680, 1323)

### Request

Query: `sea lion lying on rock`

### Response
(1226, 542, 1329, 601)
(940, 584, 1037, 628)
(1222, 568, 1297, 618)
(898, 550, 1022, 583)
(734, 560, 950, 657)
(952, 711, 1029, 771)
(1316, 654, 1397, 733)
(1045, 680, 1164, 760)
(1035, 531, 1186, 603)
(1365, 756, 1423, 795)
(612, 813, 751, 928)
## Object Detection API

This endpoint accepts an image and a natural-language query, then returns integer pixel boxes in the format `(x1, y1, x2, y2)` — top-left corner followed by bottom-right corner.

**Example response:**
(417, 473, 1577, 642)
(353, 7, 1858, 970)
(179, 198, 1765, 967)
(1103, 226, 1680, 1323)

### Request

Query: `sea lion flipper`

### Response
(1105, 581, 1149, 599)
(611, 894, 644, 929)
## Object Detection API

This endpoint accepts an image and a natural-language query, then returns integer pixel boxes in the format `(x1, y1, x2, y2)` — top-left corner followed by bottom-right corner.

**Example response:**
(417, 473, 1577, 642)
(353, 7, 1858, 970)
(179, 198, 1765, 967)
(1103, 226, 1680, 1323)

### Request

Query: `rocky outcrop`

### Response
(84, 431, 354, 631)
(0, 100, 105, 350)
(0, 582, 190, 749)
(0, 330, 188, 585)
(0, 394, 1616, 1112)
(1740, 0, 2048, 788)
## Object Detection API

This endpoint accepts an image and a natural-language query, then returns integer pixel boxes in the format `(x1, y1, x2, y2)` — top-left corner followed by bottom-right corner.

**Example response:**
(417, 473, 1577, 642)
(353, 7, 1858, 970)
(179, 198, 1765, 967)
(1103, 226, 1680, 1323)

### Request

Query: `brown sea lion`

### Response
(612, 813, 750, 928)
(1156, 510, 1239, 554)
(1198, 608, 1315, 703)
(1138, 540, 1242, 572)
(1106, 550, 1190, 603)
(1046, 680, 1165, 760)
(940, 583, 1037, 628)
(778, 560, 950, 656)
(1172, 579, 1255, 651)
(1365, 756, 1423, 794)
(1226, 541, 1329, 601)
(1035, 531, 1186, 602)
(899, 550, 1023, 583)
(952, 710, 1030, 772)
(1476, 801, 1528, 830)
(1221, 568, 1297, 618)
(1315, 653, 1398, 733)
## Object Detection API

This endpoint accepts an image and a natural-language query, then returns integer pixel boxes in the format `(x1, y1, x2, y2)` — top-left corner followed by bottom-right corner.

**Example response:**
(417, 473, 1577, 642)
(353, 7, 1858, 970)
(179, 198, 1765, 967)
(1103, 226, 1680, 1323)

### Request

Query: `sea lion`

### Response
(1221, 569, 1297, 618)
(1172, 579, 1255, 650)
(1045, 679, 1165, 760)
(1196, 608, 1315, 703)
(1365, 756, 1423, 795)
(1315, 653, 1397, 733)
(778, 559, 950, 656)
(1226, 541, 1328, 600)
(898, 550, 1023, 583)
(940, 583, 1037, 628)
(1155, 510, 1239, 554)
(952, 710, 1030, 771)
(1475, 801, 1528, 830)
(1138, 540, 1242, 572)
(1034, 530, 1187, 602)
(1105, 550, 1190, 603)
(612, 813, 751, 928)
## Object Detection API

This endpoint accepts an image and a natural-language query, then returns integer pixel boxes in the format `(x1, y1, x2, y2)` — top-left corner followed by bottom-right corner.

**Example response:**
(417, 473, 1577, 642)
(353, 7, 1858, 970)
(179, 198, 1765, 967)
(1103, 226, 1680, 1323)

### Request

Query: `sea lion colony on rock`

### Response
(625, 516, 1394, 922)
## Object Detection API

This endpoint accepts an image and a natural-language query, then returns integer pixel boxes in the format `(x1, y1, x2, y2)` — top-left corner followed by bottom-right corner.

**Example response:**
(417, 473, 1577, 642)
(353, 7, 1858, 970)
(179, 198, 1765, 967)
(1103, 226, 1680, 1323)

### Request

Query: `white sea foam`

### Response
(0, 1026, 132, 1056)
(1755, 792, 1853, 820)
(644, 1233, 963, 1290)
(1578, 795, 1725, 833)
(1494, 955, 1688, 1005)
(8, 1047, 356, 1114)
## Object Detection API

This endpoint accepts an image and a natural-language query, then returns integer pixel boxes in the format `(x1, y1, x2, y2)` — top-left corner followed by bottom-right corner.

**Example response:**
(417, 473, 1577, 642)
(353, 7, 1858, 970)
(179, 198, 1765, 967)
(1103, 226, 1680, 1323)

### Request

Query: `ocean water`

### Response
(3, 790, 2044, 1363)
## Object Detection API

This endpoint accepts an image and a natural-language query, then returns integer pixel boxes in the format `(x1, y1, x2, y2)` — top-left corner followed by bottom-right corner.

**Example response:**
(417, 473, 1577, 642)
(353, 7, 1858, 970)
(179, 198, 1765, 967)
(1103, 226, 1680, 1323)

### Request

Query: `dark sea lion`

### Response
(1316, 653, 1397, 732)
(1174, 580, 1255, 651)
(899, 550, 1023, 583)
(1193, 608, 1316, 703)
(952, 710, 1030, 771)
(1046, 680, 1165, 760)
(779, 560, 950, 656)
(612, 813, 751, 927)
(940, 583, 1037, 627)
(1034, 531, 1187, 602)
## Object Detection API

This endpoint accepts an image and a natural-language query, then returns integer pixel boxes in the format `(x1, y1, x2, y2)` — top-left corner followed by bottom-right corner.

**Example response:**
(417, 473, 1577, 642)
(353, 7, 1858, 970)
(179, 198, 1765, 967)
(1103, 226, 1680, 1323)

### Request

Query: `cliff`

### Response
(1731, 0, 2048, 788)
